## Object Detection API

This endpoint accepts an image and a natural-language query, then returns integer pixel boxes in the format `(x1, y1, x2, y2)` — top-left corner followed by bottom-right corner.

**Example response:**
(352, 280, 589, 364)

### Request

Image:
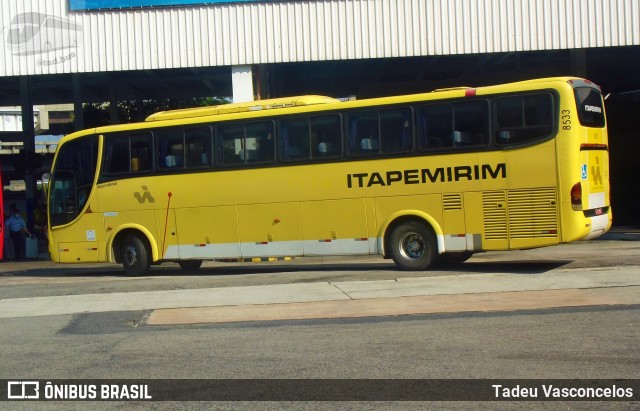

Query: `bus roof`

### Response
(61, 76, 592, 141)
(145, 95, 342, 122)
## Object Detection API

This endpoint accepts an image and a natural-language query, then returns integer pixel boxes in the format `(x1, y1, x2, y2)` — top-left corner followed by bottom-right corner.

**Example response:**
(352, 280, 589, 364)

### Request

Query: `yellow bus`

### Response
(47, 77, 611, 275)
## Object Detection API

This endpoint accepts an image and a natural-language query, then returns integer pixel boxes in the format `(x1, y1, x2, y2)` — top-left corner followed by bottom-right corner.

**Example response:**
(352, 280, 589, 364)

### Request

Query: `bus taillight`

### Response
(571, 182, 582, 210)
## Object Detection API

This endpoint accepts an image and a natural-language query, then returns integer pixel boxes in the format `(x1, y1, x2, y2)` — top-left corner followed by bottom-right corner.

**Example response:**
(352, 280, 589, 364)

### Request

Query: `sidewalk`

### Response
(1, 264, 638, 321)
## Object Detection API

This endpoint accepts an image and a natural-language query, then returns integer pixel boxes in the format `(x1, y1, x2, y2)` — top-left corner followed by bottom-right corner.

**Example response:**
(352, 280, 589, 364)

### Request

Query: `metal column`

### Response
(19, 76, 35, 230)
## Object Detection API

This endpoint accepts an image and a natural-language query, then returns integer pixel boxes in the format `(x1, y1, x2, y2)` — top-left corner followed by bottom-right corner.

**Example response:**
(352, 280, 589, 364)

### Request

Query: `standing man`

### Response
(5, 204, 31, 260)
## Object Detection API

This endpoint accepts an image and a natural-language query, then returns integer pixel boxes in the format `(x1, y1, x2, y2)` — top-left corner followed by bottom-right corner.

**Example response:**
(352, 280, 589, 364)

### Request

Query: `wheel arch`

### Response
(378, 211, 445, 258)
(108, 225, 159, 264)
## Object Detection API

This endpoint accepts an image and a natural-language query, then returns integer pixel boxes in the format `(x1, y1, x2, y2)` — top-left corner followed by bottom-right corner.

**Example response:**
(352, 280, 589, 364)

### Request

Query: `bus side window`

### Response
(157, 129, 184, 170)
(104, 133, 152, 174)
(452, 101, 489, 148)
(104, 138, 130, 173)
(130, 133, 152, 172)
(280, 118, 311, 161)
(220, 124, 244, 166)
(418, 104, 453, 151)
(245, 122, 275, 164)
(348, 111, 380, 156)
(380, 108, 413, 154)
(525, 94, 552, 129)
(185, 126, 212, 168)
(494, 94, 553, 145)
(311, 115, 341, 159)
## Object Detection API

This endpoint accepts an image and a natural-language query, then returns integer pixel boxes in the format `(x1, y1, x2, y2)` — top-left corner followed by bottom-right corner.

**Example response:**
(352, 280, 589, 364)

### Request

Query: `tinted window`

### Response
(130, 134, 152, 172)
(452, 101, 489, 147)
(281, 118, 311, 161)
(418, 104, 453, 150)
(104, 133, 152, 174)
(348, 111, 379, 156)
(220, 124, 245, 166)
(50, 135, 98, 226)
(311, 115, 341, 158)
(158, 129, 184, 170)
(418, 102, 488, 150)
(220, 122, 274, 166)
(103, 138, 129, 173)
(158, 127, 212, 170)
(348, 108, 412, 156)
(185, 127, 212, 168)
(380, 109, 413, 153)
(245, 122, 275, 164)
(494, 93, 553, 145)
(280, 115, 342, 161)
(54, 134, 98, 187)
(574, 87, 605, 127)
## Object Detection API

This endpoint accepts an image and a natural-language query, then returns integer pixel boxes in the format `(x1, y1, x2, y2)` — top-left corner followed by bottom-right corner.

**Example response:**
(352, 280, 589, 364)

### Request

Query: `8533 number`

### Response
(562, 109, 571, 130)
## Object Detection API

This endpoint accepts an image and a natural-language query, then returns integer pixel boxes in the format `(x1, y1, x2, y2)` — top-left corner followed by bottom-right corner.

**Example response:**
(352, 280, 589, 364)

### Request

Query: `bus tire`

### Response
(178, 260, 203, 271)
(121, 234, 151, 276)
(388, 221, 438, 270)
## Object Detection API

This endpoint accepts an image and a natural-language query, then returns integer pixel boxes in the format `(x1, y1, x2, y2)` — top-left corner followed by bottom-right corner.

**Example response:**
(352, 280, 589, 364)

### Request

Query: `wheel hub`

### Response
(125, 245, 138, 266)
(400, 232, 425, 260)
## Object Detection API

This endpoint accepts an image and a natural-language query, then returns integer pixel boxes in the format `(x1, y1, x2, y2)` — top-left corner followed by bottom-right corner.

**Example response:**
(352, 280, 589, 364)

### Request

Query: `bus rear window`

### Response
(574, 87, 605, 128)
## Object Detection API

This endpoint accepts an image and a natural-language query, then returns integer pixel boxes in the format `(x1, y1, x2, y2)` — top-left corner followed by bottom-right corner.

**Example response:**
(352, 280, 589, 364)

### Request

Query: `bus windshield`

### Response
(49, 171, 77, 226)
(49, 135, 98, 226)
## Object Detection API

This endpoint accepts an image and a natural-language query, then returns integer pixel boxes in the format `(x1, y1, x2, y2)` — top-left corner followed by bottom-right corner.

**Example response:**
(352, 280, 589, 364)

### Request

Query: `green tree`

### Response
(82, 97, 230, 128)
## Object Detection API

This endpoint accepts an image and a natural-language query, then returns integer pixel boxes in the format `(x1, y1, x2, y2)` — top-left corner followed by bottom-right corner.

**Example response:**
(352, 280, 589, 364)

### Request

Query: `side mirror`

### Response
(38, 173, 51, 204)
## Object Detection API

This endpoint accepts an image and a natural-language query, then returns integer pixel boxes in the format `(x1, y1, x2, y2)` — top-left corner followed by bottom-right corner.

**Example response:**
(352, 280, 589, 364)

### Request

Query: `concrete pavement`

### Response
(147, 286, 640, 325)
(0, 264, 638, 323)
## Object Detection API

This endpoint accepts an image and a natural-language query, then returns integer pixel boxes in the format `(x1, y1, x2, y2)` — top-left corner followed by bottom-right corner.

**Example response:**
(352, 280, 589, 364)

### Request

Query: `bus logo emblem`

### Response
(7, 381, 40, 399)
(134, 186, 155, 204)
(590, 157, 603, 187)
(581, 165, 588, 180)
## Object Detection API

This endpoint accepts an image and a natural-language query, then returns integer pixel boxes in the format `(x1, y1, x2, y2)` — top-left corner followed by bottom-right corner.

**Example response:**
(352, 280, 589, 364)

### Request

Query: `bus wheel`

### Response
(389, 221, 438, 270)
(121, 234, 151, 276)
(178, 260, 203, 271)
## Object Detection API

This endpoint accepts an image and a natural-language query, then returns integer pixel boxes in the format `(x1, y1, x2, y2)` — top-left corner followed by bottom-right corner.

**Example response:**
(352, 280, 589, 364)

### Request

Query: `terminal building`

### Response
(1, 0, 639, 226)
